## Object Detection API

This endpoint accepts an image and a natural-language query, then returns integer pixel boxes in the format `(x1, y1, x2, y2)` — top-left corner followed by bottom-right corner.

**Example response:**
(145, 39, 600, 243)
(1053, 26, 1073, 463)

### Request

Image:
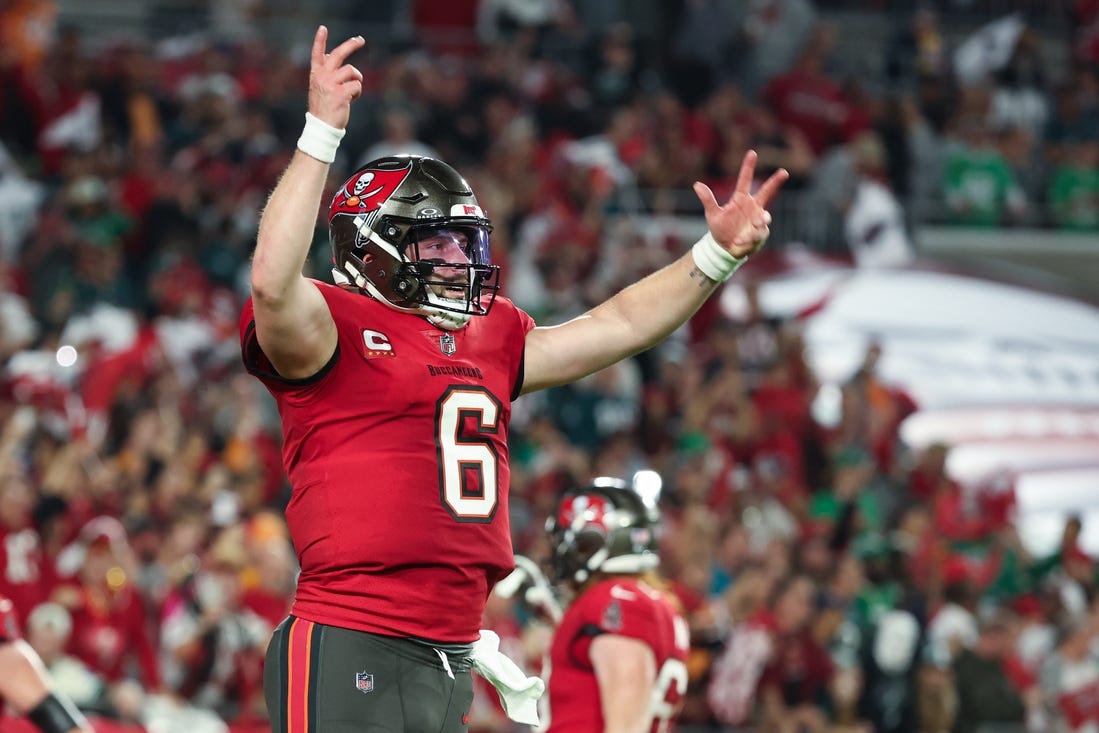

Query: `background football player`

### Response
(541, 478, 690, 733)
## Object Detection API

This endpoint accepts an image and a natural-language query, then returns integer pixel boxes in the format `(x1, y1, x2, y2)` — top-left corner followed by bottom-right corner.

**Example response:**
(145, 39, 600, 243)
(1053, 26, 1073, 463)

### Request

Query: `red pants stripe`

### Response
(285, 618, 317, 733)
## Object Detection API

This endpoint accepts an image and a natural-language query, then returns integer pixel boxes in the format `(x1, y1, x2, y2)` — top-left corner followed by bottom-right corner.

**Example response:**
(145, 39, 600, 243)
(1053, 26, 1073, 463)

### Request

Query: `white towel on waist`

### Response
(470, 629, 545, 726)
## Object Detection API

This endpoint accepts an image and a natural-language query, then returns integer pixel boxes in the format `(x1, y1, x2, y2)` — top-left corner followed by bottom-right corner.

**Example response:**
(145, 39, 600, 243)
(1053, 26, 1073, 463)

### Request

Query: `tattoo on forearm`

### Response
(689, 266, 717, 288)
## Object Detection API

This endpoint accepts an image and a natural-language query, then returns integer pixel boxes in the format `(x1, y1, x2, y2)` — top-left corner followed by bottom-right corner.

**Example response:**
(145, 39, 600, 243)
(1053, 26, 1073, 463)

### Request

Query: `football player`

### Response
(244, 25, 785, 732)
(542, 478, 690, 732)
(0, 595, 93, 733)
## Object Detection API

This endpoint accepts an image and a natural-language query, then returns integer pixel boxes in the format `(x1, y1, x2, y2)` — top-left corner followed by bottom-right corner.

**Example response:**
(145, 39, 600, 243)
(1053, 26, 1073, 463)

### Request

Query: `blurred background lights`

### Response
(632, 469, 662, 507)
(56, 345, 78, 367)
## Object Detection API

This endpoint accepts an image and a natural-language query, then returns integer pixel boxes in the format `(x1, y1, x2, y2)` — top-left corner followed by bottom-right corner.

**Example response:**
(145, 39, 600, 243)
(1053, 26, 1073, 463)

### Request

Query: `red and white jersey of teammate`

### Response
(542, 577, 690, 733)
(240, 280, 534, 643)
(0, 525, 48, 628)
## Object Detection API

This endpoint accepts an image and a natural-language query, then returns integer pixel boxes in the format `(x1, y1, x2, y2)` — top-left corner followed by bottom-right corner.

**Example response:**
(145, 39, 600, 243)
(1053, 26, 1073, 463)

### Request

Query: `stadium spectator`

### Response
(763, 25, 870, 157)
(56, 517, 161, 694)
(756, 575, 836, 733)
(843, 132, 915, 269)
(355, 106, 439, 169)
(951, 612, 1034, 733)
(1043, 81, 1099, 167)
(1040, 610, 1099, 733)
(1048, 138, 1099, 230)
(705, 564, 780, 729)
(159, 525, 270, 723)
(0, 472, 51, 627)
(885, 5, 948, 94)
(24, 602, 108, 715)
(942, 114, 1029, 227)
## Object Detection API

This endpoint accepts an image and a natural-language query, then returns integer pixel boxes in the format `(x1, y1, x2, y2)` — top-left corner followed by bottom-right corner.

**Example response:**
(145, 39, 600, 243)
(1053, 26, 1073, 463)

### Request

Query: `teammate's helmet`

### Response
(547, 477, 660, 585)
(328, 155, 500, 330)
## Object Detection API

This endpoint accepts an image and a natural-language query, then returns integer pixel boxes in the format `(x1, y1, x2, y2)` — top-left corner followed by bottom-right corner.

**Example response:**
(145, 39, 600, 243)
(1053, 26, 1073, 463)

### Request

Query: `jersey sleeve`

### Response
(239, 286, 340, 393)
(566, 582, 666, 668)
(506, 301, 536, 401)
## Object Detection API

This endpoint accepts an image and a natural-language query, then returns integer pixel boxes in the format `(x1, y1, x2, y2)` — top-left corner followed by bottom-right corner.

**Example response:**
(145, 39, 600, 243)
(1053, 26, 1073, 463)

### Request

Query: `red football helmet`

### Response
(328, 155, 500, 330)
(546, 477, 661, 585)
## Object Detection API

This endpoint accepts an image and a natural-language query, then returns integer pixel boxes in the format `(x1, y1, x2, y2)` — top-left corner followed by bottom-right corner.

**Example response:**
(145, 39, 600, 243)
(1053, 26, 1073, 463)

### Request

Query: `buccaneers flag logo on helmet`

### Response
(329, 163, 412, 221)
(558, 494, 612, 535)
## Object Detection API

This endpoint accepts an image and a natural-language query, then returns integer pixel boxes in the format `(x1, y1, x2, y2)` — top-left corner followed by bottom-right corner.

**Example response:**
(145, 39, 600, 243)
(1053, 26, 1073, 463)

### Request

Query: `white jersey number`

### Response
(435, 386, 501, 521)
(650, 615, 690, 732)
(650, 658, 688, 733)
(3, 530, 39, 584)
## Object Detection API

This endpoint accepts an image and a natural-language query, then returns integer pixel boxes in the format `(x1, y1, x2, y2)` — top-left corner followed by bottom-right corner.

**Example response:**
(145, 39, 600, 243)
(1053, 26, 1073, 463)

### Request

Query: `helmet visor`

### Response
(404, 225, 498, 316)
(409, 225, 491, 267)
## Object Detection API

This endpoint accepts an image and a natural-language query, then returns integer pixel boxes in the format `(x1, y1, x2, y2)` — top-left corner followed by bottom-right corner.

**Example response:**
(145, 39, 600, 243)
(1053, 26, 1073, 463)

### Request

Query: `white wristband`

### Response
(296, 112, 346, 164)
(691, 231, 747, 283)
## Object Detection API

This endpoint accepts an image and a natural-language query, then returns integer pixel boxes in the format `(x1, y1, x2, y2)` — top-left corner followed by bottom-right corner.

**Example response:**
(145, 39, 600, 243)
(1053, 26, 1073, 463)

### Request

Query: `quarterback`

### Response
(243, 24, 785, 732)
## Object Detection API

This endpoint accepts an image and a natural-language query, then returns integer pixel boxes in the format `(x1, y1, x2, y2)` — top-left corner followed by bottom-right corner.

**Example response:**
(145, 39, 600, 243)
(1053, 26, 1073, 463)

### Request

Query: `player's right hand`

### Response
(308, 25, 365, 130)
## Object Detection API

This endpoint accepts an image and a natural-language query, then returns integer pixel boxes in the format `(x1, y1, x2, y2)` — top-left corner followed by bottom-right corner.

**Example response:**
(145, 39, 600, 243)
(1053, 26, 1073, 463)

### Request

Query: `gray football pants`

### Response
(263, 616, 475, 733)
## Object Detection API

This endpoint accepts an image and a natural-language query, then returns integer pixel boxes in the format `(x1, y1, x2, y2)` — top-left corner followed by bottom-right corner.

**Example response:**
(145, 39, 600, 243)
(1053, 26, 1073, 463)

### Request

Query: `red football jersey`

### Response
(0, 526, 48, 628)
(240, 281, 534, 642)
(545, 577, 690, 733)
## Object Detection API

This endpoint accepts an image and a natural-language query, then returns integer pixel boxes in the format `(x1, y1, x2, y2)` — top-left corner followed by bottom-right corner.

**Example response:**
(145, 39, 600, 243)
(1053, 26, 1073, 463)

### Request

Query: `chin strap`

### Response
(423, 293, 472, 330)
(425, 310, 471, 330)
(332, 266, 472, 331)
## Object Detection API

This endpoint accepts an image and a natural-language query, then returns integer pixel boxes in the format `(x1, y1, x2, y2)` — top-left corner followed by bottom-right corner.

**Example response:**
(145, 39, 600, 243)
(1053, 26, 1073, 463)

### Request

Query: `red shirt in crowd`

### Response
(68, 583, 160, 689)
(933, 484, 994, 544)
(2, 595, 147, 733)
(0, 525, 51, 629)
(757, 626, 835, 708)
(763, 69, 868, 155)
(241, 585, 292, 630)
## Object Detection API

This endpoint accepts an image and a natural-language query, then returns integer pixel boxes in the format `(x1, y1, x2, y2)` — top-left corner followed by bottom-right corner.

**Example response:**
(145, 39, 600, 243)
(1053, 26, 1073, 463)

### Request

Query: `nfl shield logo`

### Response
(355, 671, 374, 694)
(439, 333, 456, 356)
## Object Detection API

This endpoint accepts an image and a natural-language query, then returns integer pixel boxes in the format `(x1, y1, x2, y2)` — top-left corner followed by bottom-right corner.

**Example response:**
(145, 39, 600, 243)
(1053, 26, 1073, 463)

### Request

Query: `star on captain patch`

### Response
(355, 671, 374, 694)
(439, 333, 456, 356)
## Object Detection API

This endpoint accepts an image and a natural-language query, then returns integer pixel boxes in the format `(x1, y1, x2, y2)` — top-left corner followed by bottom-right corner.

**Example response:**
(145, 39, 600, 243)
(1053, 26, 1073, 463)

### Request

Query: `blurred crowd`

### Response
(1, 0, 1099, 732)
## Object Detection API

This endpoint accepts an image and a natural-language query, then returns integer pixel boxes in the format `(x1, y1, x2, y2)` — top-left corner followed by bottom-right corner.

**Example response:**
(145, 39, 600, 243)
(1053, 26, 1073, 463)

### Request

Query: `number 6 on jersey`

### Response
(435, 386, 502, 521)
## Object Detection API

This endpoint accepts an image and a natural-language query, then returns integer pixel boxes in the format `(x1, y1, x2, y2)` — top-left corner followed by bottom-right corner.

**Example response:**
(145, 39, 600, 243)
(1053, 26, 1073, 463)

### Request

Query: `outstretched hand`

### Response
(693, 151, 789, 259)
(308, 25, 366, 130)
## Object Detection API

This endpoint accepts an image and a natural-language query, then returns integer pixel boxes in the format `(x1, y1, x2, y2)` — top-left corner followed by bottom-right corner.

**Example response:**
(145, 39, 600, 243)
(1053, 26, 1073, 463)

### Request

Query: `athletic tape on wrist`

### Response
(296, 112, 346, 164)
(691, 231, 748, 283)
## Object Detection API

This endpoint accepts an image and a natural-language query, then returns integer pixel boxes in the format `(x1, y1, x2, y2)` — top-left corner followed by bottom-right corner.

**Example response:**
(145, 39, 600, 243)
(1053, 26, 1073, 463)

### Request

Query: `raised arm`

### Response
(521, 151, 787, 394)
(250, 26, 364, 379)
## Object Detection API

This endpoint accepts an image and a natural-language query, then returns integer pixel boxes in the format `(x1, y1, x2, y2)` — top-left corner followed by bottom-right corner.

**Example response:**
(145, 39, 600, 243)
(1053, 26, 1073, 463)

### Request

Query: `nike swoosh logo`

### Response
(610, 586, 637, 600)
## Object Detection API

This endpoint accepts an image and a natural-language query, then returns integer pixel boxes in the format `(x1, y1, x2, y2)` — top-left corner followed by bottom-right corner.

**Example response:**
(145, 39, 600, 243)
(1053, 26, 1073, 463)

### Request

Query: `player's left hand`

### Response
(693, 150, 789, 258)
